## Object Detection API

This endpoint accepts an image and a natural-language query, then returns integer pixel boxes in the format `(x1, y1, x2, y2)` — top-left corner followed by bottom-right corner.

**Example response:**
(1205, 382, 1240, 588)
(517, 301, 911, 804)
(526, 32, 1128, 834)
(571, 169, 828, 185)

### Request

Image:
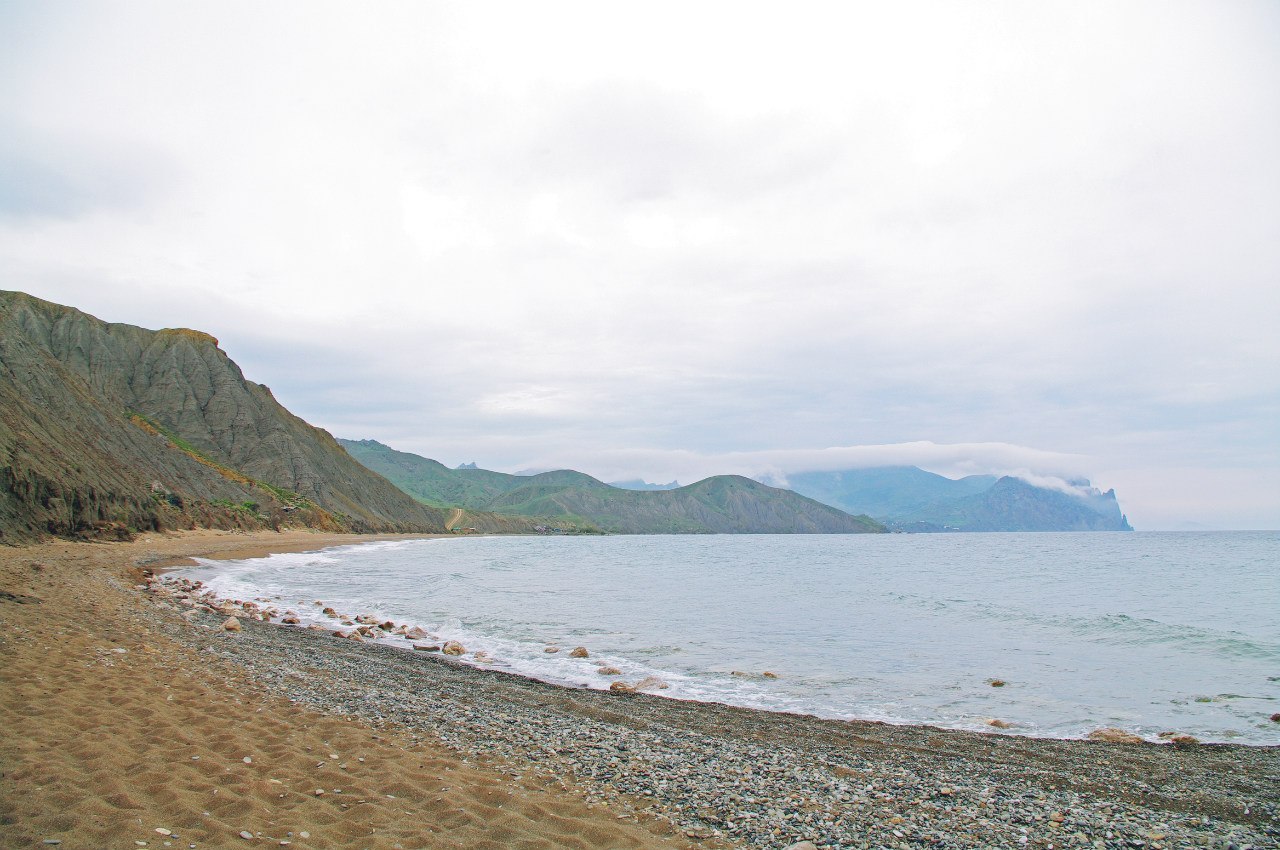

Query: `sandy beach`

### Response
(2, 530, 1277, 849)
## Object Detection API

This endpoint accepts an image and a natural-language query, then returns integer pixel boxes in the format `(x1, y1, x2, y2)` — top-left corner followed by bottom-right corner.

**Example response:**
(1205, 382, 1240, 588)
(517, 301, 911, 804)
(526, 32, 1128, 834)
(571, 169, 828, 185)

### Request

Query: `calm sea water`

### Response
(175, 531, 1280, 744)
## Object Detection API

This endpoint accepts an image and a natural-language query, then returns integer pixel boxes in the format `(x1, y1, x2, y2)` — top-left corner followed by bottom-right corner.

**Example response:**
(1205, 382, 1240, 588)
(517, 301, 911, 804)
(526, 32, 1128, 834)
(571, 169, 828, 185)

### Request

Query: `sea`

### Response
(172, 531, 1280, 745)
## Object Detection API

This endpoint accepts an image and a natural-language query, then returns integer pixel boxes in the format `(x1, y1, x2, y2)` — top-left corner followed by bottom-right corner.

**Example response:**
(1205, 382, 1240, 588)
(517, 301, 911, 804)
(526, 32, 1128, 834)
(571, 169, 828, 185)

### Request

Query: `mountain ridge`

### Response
(339, 439, 886, 534)
(0, 290, 449, 540)
(787, 466, 1132, 531)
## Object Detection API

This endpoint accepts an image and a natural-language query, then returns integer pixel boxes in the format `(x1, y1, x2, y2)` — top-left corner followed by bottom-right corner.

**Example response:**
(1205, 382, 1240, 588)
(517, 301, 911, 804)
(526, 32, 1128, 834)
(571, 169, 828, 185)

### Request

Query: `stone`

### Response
(307, 624, 327, 631)
(1087, 727, 1144, 744)
(414, 644, 441, 652)
(762, 671, 778, 679)
(544, 646, 560, 653)
(442, 640, 465, 656)
(314, 789, 325, 796)
(379, 621, 395, 631)
(281, 616, 300, 625)
(989, 679, 1007, 687)
(322, 607, 338, 617)
(597, 666, 622, 676)
(609, 681, 636, 693)
(346, 632, 364, 642)
(569, 646, 589, 658)
(239, 831, 254, 839)
(634, 676, 670, 691)
(405, 626, 430, 640)
(986, 718, 1014, 729)
(1170, 734, 1199, 746)
(222, 617, 241, 632)
(1270, 712, 1280, 723)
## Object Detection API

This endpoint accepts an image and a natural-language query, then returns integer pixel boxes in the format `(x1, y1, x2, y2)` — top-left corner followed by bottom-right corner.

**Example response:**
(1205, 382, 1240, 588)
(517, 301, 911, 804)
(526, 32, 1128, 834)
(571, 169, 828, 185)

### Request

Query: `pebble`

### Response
(151, 582, 1280, 850)
(239, 830, 254, 839)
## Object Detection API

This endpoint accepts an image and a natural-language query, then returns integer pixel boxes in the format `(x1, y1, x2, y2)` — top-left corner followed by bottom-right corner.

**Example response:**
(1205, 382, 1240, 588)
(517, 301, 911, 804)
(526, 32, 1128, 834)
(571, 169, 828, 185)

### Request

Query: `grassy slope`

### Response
(340, 440, 885, 534)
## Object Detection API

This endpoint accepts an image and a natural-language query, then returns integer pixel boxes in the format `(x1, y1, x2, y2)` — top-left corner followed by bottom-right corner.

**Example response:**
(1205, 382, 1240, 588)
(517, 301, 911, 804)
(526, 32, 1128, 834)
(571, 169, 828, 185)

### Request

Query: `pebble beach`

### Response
(3, 530, 1278, 849)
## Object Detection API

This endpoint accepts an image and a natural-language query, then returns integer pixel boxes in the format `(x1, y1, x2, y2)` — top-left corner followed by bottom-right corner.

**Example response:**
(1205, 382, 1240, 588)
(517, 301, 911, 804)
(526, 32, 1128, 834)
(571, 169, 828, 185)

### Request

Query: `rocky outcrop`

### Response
(0, 290, 448, 541)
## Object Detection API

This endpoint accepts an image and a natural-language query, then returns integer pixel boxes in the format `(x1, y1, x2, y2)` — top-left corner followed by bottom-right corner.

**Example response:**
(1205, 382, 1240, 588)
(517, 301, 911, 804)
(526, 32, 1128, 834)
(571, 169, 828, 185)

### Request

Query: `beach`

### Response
(2, 531, 1277, 849)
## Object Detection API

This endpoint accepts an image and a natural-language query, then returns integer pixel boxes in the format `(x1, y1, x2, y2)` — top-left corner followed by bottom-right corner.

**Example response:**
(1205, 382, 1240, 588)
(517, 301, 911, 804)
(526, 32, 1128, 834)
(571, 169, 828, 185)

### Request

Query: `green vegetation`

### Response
(129, 410, 320, 515)
(340, 439, 885, 534)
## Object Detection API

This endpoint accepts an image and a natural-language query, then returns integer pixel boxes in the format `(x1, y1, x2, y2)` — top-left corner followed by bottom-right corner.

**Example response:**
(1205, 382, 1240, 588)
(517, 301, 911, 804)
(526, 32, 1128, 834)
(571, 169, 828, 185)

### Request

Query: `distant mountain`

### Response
(609, 479, 680, 491)
(787, 466, 1132, 532)
(0, 291, 450, 540)
(340, 439, 885, 534)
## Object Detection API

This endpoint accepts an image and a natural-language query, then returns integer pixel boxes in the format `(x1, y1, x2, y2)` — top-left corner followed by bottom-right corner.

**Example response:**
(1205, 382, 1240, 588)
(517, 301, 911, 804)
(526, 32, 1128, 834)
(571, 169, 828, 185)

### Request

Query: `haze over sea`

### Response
(178, 531, 1280, 745)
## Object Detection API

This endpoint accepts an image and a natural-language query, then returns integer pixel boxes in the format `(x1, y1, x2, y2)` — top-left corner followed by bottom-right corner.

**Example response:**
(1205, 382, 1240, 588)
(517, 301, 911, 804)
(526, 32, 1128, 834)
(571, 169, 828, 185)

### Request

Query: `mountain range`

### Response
(786, 466, 1132, 531)
(338, 439, 885, 534)
(0, 290, 1132, 541)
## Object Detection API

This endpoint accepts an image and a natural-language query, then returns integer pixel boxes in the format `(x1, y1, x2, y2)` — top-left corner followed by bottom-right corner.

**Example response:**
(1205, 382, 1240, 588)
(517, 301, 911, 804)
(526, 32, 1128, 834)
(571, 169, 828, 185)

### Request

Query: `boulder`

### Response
(762, 671, 778, 679)
(405, 626, 430, 640)
(1170, 734, 1199, 746)
(635, 676, 669, 691)
(569, 646, 589, 658)
(281, 616, 301, 625)
(609, 681, 635, 693)
(322, 607, 338, 617)
(222, 617, 241, 632)
(414, 644, 441, 652)
(544, 646, 560, 653)
(442, 640, 465, 656)
(986, 718, 1014, 729)
(1087, 727, 1144, 744)
(597, 666, 622, 676)
(379, 621, 395, 631)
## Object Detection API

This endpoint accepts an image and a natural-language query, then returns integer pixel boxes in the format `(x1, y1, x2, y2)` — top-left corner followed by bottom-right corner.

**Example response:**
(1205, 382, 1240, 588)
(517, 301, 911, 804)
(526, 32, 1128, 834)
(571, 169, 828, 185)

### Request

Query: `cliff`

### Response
(0, 291, 448, 540)
(787, 466, 1132, 532)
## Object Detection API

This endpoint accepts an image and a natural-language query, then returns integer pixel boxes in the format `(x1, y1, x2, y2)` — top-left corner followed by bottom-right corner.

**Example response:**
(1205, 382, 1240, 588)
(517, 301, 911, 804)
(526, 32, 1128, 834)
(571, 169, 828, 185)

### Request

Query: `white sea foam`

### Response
(171, 531, 1280, 744)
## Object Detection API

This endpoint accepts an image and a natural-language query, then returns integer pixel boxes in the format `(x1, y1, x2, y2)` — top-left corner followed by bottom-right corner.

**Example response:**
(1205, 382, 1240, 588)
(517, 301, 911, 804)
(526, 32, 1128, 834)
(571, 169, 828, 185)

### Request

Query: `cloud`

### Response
(1, 1, 1277, 528)
(510, 441, 1093, 490)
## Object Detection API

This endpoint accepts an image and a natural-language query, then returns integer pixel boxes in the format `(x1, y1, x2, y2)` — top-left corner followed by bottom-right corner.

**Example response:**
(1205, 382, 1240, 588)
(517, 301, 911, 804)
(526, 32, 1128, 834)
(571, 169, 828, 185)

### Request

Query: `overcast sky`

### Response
(3, 2, 1277, 529)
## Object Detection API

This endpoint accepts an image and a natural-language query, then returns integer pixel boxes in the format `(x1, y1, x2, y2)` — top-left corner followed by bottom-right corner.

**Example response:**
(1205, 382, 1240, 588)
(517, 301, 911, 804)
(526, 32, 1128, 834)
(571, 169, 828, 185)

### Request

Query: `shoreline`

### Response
(166, 532, 1279, 749)
(3, 530, 1278, 849)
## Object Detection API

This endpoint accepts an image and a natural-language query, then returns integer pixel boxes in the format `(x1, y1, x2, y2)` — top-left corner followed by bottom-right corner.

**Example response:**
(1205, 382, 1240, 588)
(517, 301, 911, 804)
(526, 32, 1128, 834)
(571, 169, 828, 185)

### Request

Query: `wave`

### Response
(888, 592, 1280, 661)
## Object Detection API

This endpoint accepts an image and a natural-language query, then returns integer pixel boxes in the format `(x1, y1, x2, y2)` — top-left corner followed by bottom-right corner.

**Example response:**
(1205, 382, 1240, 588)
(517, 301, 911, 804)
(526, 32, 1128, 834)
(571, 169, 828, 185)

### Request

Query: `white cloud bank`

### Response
(1, 1, 1277, 529)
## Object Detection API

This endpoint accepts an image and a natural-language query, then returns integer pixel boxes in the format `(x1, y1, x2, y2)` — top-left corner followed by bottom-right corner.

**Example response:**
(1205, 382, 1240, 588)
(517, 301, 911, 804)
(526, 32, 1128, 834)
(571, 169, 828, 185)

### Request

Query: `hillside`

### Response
(787, 466, 1132, 532)
(340, 439, 886, 534)
(0, 291, 449, 540)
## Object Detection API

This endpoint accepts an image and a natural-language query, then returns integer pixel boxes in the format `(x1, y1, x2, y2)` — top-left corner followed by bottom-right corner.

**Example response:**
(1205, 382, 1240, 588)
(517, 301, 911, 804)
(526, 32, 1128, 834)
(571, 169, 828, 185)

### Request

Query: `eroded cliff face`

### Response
(0, 290, 447, 541)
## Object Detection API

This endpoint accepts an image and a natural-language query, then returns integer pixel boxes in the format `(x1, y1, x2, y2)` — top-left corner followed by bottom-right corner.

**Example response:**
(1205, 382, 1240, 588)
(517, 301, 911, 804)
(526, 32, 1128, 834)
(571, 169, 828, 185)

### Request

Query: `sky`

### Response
(2, 2, 1277, 529)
